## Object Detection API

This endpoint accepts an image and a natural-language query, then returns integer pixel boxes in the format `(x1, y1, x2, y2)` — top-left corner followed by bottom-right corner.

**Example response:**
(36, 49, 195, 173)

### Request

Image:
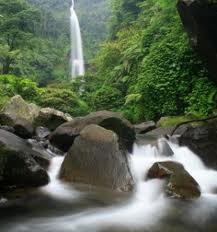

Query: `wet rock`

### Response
(13, 118, 34, 139)
(177, 0, 217, 83)
(27, 139, 54, 167)
(35, 127, 51, 141)
(147, 161, 201, 199)
(179, 120, 217, 169)
(49, 126, 77, 152)
(0, 116, 34, 139)
(146, 125, 190, 137)
(0, 129, 49, 189)
(0, 197, 7, 204)
(157, 138, 174, 156)
(46, 143, 64, 156)
(0, 125, 15, 133)
(134, 121, 156, 134)
(60, 124, 134, 192)
(50, 111, 135, 152)
(34, 108, 73, 131)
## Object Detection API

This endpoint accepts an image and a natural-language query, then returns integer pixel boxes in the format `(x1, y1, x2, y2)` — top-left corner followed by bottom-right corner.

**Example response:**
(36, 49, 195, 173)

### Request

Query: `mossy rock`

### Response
(0, 95, 39, 124)
(157, 116, 194, 128)
(34, 107, 73, 131)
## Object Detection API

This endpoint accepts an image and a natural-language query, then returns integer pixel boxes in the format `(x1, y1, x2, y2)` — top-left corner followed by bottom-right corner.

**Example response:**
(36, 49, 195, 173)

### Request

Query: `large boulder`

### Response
(0, 96, 37, 138)
(179, 120, 217, 168)
(0, 95, 73, 135)
(147, 161, 201, 199)
(60, 125, 134, 192)
(0, 129, 52, 168)
(50, 111, 135, 152)
(0, 95, 37, 124)
(0, 129, 50, 189)
(177, 0, 217, 83)
(34, 107, 73, 131)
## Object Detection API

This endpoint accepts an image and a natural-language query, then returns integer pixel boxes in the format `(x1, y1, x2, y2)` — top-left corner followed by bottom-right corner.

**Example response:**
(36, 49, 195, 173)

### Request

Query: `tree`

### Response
(0, 0, 40, 74)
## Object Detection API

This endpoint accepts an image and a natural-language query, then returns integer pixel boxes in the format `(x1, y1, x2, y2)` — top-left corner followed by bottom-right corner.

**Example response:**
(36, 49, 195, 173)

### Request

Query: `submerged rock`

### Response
(147, 161, 201, 199)
(60, 124, 134, 192)
(34, 107, 73, 131)
(134, 121, 156, 134)
(0, 129, 49, 189)
(157, 138, 174, 156)
(50, 110, 135, 152)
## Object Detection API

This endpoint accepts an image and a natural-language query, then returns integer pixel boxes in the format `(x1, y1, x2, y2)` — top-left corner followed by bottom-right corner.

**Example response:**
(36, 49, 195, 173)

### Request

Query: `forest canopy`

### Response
(0, 0, 216, 123)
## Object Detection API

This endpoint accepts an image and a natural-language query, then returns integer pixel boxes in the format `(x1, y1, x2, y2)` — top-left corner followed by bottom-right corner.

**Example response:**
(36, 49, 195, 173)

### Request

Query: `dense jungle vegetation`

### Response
(0, 0, 216, 123)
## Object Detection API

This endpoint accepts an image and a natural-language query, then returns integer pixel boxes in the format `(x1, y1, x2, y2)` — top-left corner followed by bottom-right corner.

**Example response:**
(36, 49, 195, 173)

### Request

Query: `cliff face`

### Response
(177, 0, 217, 84)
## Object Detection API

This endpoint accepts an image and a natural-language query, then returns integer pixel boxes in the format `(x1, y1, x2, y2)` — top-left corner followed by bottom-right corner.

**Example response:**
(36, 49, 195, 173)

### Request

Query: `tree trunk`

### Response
(2, 57, 11, 74)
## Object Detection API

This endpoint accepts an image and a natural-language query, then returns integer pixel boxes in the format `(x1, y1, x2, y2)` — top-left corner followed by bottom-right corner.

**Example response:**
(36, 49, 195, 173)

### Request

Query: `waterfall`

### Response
(4, 139, 217, 232)
(70, 0, 85, 78)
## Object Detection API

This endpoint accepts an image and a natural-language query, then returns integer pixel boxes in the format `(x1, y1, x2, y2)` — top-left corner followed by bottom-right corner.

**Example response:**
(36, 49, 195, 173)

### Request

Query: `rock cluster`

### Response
(50, 110, 135, 153)
(0, 95, 72, 191)
(0, 96, 136, 193)
(0, 95, 73, 139)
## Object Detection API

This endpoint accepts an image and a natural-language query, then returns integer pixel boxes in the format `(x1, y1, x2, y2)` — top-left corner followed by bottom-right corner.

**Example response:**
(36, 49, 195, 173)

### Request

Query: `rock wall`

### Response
(177, 0, 217, 83)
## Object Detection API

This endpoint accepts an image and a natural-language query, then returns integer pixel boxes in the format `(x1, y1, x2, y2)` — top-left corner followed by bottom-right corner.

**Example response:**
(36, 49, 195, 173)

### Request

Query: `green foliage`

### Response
(0, 0, 110, 85)
(0, 0, 71, 85)
(76, 0, 111, 61)
(79, 0, 217, 122)
(1, 0, 216, 123)
(0, 74, 40, 102)
(0, 0, 40, 74)
(39, 87, 89, 117)
(0, 74, 89, 116)
(186, 78, 217, 117)
(157, 116, 195, 128)
(109, 0, 144, 38)
(92, 85, 124, 111)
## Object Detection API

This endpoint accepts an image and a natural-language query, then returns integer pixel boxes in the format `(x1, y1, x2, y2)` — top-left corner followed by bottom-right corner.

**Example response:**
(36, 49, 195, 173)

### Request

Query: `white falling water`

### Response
(70, 0, 85, 78)
(41, 156, 80, 200)
(7, 139, 217, 232)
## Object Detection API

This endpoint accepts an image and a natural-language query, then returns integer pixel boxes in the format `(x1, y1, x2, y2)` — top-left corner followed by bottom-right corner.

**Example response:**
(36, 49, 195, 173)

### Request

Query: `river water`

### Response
(1, 137, 217, 232)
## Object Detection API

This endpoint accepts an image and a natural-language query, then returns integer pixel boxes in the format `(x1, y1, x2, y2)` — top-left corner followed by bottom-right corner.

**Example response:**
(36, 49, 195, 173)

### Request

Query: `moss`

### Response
(157, 116, 194, 128)
(0, 96, 9, 112)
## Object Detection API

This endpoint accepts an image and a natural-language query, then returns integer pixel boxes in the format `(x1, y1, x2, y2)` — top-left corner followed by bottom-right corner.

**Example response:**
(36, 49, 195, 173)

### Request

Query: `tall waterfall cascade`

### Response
(70, 0, 85, 78)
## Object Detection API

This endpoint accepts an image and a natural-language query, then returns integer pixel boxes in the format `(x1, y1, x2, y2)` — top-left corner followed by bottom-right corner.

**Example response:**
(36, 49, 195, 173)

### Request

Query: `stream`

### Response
(1, 137, 217, 232)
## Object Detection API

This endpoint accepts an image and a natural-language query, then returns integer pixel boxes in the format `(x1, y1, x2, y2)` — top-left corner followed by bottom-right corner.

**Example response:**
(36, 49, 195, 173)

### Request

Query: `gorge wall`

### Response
(177, 0, 217, 84)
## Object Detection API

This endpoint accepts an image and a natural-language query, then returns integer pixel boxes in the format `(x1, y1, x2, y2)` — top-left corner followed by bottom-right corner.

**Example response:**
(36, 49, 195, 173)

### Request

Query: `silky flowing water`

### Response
(1, 136, 217, 232)
(70, 0, 85, 78)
